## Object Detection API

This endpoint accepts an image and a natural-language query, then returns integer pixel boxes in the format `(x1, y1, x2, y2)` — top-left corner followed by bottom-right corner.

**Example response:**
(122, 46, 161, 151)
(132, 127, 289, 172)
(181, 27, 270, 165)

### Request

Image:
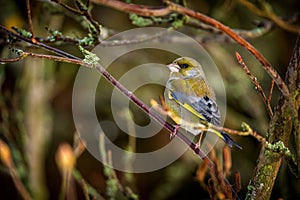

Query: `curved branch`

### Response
(90, 0, 290, 101)
(90, 0, 171, 16)
(164, 1, 290, 100)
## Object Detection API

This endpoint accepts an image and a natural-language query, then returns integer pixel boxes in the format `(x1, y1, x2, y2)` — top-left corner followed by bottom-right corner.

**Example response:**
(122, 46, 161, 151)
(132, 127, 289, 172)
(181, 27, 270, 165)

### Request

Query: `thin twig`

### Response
(0, 140, 32, 200)
(26, 0, 37, 43)
(186, 18, 274, 43)
(235, 51, 273, 117)
(35, 29, 166, 47)
(73, 169, 103, 199)
(55, 0, 101, 35)
(222, 125, 266, 144)
(152, 98, 265, 144)
(268, 80, 275, 106)
(10, 169, 32, 200)
(234, 172, 242, 193)
(90, 0, 171, 17)
(0, 56, 26, 63)
(107, 150, 124, 192)
(58, 0, 83, 15)
(0, 25, 79, 59)
(0, 51, 91, 67)
(238, 0, 300, 34)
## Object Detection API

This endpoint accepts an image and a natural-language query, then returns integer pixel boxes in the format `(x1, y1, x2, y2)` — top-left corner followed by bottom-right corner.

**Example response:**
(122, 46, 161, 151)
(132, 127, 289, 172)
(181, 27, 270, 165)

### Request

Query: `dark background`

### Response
(0, 0, 300, 199)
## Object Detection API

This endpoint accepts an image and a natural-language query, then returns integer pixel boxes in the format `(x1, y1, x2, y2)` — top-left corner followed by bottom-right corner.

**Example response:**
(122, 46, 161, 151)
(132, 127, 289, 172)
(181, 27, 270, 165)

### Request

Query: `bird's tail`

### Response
(221, 132, 242, 149)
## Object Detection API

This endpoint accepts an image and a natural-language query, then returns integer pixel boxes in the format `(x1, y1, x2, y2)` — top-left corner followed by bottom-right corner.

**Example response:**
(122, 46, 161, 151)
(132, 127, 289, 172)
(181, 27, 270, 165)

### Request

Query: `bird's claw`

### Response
(195, 140, 201, 150)
(195, 132, 203, 150)
(170, 125, 180, 139)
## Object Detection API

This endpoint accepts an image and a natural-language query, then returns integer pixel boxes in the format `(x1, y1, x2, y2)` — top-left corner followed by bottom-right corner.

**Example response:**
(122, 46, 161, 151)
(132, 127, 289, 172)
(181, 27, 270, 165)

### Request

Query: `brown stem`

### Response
(267, 80, 275, 106)
(164, 1, 290, 100)
(0, 25, 78, 59)
(0, 56, 26, 63)
(90, 0, 171, 17)
(55, 0, 101, 35)
(26, 0, 37, 43)
(235, 51, 273, 117)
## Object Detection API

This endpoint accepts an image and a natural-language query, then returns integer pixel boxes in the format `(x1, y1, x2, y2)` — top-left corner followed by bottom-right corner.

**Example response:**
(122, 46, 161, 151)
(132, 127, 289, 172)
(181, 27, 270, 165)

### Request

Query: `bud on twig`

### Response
(56, 143, 76, 174)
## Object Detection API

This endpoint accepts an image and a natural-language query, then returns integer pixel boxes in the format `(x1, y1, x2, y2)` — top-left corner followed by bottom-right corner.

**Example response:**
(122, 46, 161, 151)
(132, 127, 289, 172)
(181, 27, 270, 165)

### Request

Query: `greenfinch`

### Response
(164, 57, 241, 149)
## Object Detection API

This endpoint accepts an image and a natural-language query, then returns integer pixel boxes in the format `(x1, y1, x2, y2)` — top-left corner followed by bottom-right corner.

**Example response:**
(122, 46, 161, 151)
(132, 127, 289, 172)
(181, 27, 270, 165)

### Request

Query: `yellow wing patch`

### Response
(171, 93, 224, 140)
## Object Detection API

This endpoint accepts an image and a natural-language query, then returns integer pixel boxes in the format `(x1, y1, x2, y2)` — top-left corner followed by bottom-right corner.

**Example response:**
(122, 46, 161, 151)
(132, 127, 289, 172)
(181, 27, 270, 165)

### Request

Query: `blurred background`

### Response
(0, 0, 300, 199)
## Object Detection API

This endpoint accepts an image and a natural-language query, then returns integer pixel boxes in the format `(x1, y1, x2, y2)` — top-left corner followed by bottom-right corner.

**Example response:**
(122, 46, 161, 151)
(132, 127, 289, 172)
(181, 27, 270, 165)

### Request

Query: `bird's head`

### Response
(167, 57, 203, 78)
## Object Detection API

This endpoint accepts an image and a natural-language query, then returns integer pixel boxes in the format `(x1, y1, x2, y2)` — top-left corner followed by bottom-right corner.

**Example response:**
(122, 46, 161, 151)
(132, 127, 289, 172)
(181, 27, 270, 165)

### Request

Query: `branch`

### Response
(246, 35, 300, 200)
(151, 99, 265, 144)
(0, 25, 78, 59)
(235, 51, 273, 117)
(164, 1, 290, 100)
(186, 18, 274, 43)
(238, 0, 300, 34)
(0, 43, 207, 160)
(90, 0, 290, 102)
(222, 123, 266, 144)
(26, 0, 37, 43)
(1, 42, 239, 197)
(286, 35, 300, 175)
(0, 26, 210, 160)
(55, 0, 101, 35)
(267, 80, 275, 108)
(90, 0, 171, 16)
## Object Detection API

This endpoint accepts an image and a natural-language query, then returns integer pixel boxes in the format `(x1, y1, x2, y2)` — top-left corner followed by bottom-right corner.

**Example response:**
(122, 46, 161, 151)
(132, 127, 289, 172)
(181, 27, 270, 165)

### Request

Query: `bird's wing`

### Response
(168, 90, 224, 140)
(170, 91, 221, 126)
(170, 90, 242, 149)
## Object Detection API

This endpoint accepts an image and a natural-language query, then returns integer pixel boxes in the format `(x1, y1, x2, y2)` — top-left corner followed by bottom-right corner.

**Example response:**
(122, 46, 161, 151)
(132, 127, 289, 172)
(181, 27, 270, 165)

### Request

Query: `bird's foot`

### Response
(170, 125, 180, 139)
(195, 132, 204, 150)
(195, 141, 201, 150)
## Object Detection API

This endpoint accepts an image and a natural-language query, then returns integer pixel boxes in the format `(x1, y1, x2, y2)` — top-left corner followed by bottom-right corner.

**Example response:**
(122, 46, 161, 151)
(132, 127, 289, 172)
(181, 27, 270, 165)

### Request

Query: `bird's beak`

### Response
(167, 63, 180, 72)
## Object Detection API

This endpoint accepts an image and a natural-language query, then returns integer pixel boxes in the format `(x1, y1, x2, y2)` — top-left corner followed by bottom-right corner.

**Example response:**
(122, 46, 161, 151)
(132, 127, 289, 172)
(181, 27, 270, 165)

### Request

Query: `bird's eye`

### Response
(179, 63, 189, 69)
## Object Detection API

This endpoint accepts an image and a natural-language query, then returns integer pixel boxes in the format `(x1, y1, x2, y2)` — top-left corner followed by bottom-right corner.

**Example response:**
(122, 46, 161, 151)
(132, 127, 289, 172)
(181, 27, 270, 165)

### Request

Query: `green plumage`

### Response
(164, 57, 241, 149)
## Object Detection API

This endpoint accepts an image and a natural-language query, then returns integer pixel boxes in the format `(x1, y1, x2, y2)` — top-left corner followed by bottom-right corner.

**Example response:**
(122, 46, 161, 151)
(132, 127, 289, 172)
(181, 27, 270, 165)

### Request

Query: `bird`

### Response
(164, 57, 241, 149)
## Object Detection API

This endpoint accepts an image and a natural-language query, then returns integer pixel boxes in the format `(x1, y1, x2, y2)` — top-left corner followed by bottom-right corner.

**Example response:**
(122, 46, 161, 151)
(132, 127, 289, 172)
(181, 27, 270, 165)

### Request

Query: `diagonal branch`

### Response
(90, 0, 290, 102)
(90, 0, 171, 16)
(164, 1, 290, 100)
(235, 51, 273, 117)
(1, 43, 240, 198)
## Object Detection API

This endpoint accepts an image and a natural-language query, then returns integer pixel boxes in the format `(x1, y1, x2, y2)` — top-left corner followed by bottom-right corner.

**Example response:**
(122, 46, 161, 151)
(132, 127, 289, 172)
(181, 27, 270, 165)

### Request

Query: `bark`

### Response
(246, 35, 300, 200)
